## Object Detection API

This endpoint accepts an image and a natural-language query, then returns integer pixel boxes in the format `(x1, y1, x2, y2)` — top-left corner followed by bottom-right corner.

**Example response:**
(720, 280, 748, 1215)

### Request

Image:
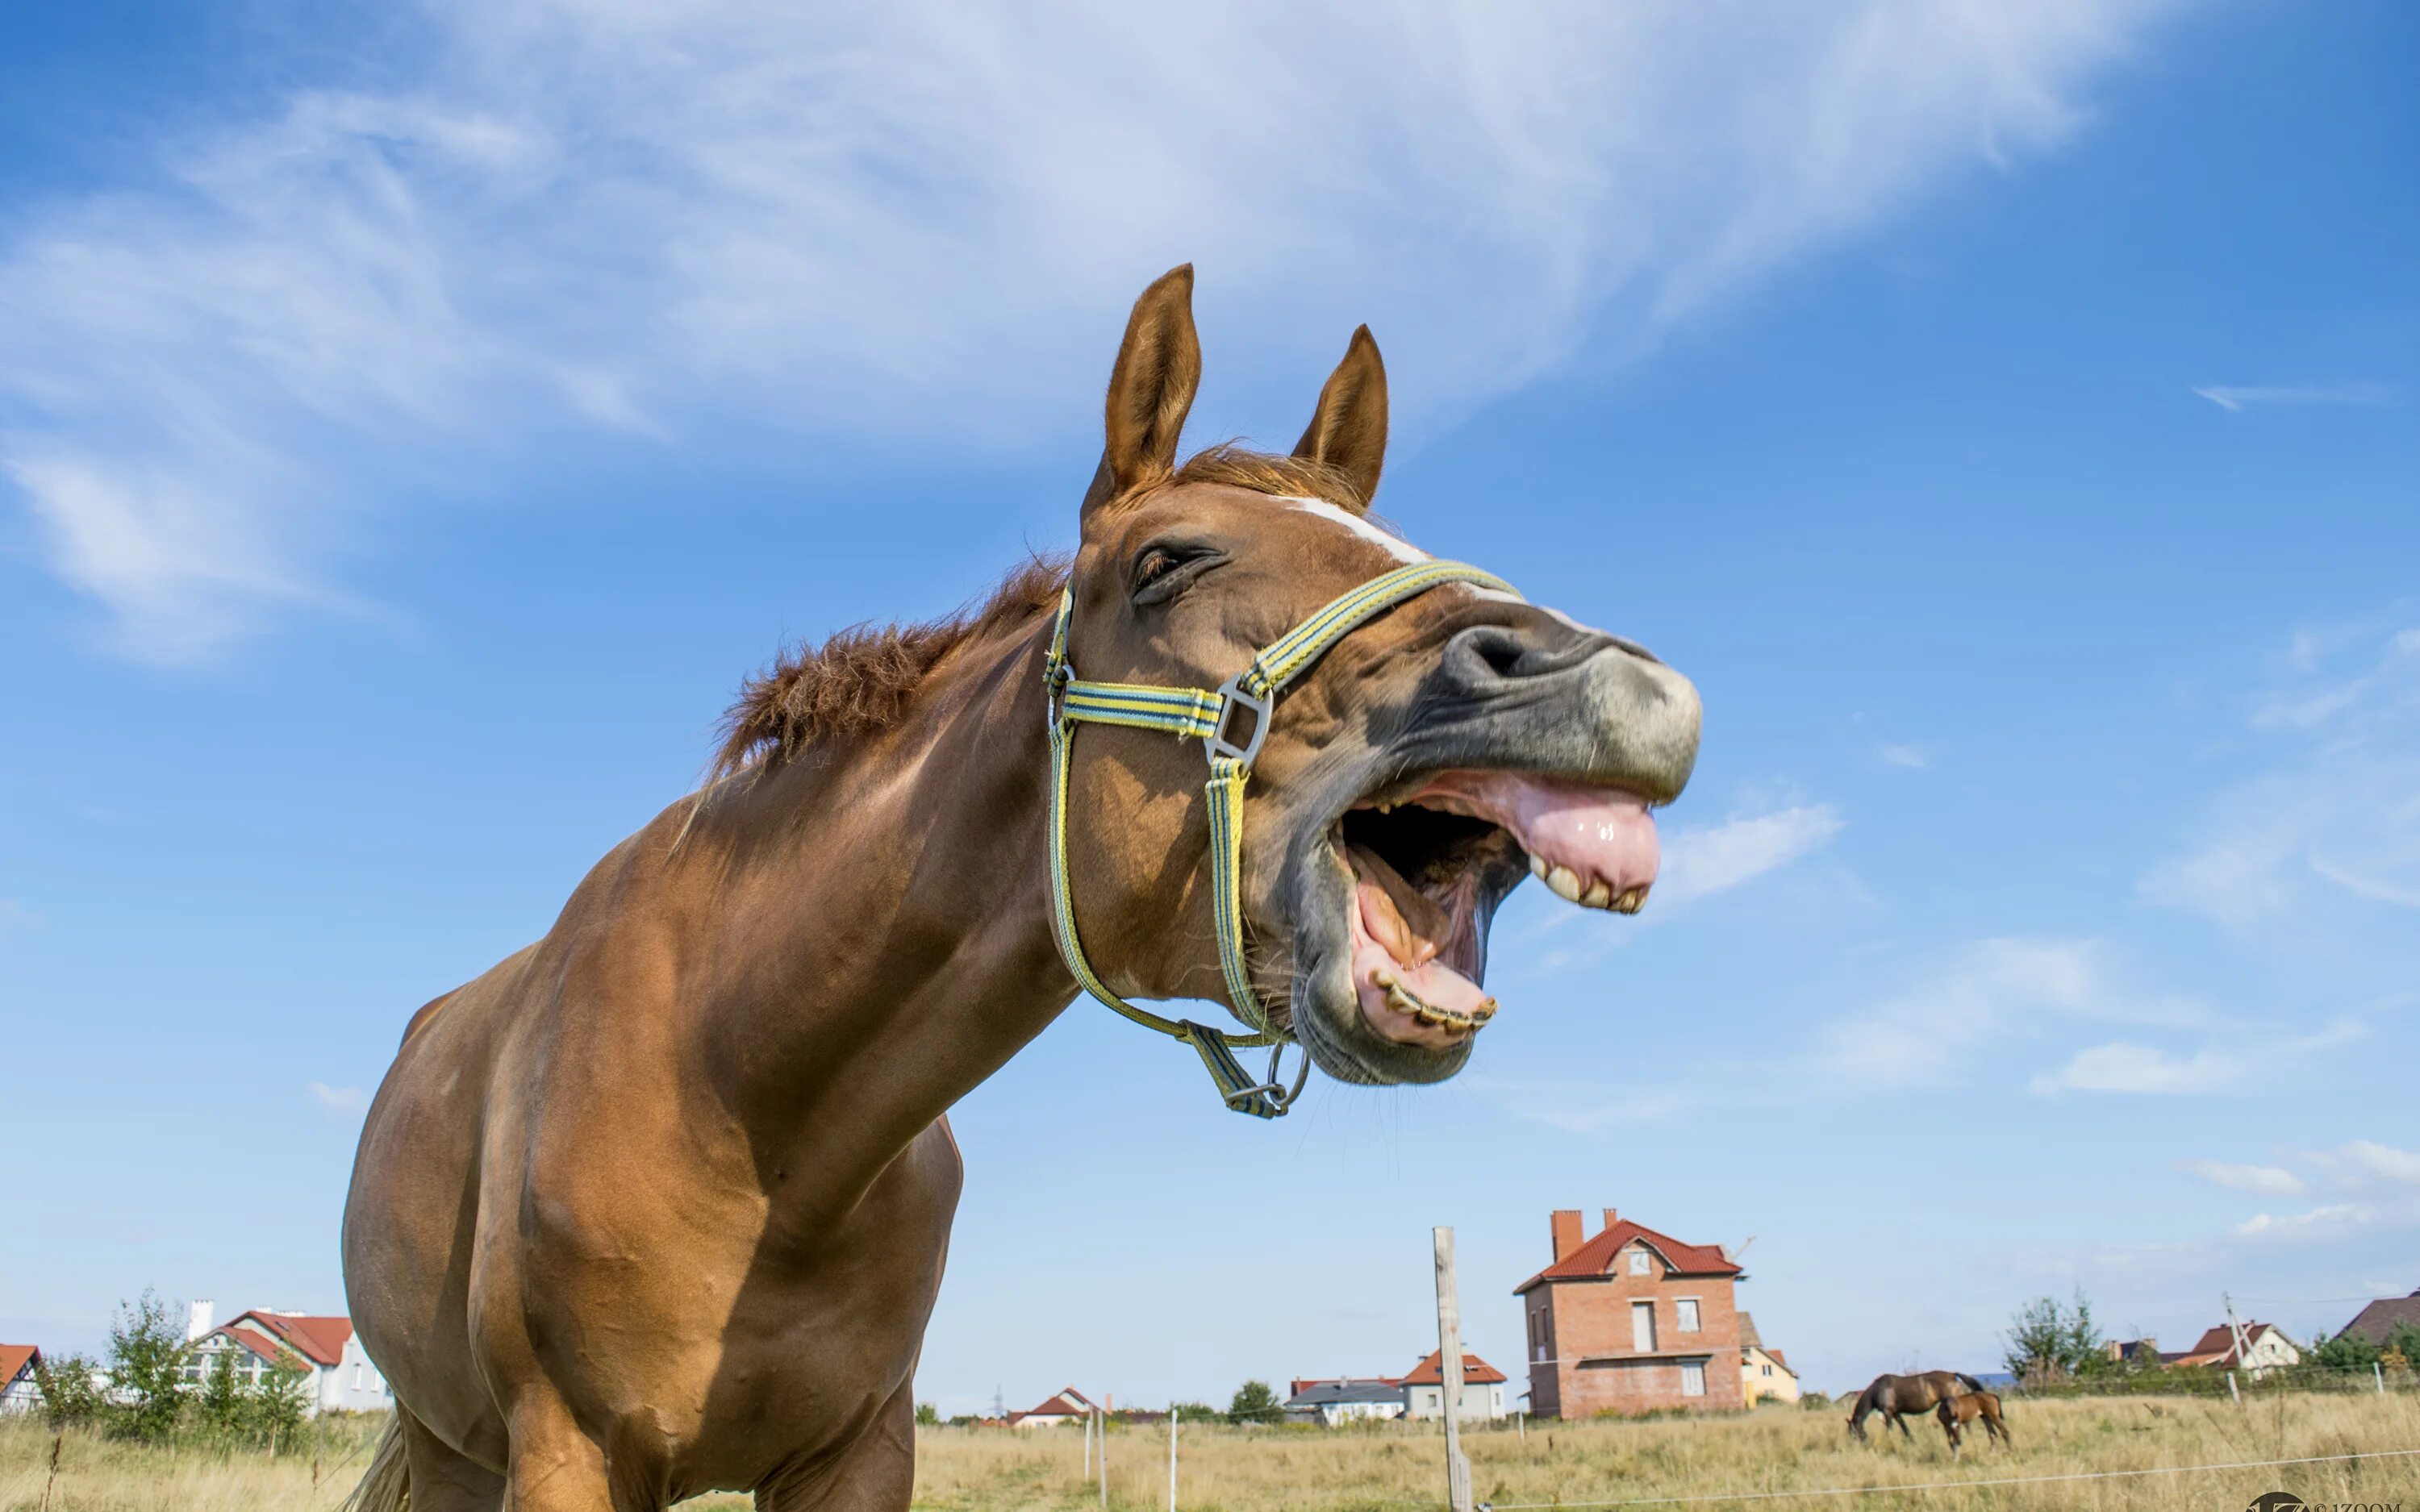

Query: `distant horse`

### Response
(1934, 1390, 2009, 1456)
(1846, 1372, 1984, 1443)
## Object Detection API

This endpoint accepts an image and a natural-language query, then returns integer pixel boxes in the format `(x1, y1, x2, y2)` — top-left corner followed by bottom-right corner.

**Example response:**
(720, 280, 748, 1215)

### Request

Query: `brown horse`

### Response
(1846, 1372, 1984, 1443)
(1935, 1389, 2009, 1456)
(340, 266, 1700, 1512)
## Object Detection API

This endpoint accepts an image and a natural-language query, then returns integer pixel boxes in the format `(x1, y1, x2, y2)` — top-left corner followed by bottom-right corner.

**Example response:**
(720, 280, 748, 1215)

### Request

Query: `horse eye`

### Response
(1135, 550, 1179, 586)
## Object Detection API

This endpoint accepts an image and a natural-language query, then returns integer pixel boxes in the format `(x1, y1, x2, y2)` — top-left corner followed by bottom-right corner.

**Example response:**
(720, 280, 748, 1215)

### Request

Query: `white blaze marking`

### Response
(1279, 496, 1431, 564)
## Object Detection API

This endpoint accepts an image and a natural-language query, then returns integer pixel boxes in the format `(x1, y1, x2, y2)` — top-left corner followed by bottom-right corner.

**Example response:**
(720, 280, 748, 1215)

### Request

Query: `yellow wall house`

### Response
(1738, 1313, 1800, 1405)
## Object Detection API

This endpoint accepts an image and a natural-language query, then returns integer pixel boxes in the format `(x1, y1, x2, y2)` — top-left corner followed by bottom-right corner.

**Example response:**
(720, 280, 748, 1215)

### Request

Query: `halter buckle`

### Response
(1206, 676, 1270, 769)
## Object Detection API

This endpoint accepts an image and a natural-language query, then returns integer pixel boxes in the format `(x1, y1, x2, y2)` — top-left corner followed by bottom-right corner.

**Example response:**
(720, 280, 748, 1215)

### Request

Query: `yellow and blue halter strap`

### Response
(1043, 559, 1519, 1118)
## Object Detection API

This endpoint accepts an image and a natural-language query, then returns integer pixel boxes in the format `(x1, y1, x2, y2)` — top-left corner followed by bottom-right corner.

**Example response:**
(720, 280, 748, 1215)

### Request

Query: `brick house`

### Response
(1515, 1207, 1746, 1418)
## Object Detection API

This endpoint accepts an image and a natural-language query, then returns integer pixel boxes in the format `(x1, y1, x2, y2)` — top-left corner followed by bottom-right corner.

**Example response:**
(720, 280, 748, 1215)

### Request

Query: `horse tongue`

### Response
(1345, 843, 1494, 1036)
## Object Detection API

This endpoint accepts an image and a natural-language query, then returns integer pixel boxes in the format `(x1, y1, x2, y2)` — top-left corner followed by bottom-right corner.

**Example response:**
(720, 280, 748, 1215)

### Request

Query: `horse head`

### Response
(1054, 266, 1701, 1088)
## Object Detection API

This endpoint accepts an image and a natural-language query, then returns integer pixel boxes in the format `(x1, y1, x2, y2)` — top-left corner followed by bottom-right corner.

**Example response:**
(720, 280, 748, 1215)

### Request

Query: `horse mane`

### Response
(711, 446, 1365, 780)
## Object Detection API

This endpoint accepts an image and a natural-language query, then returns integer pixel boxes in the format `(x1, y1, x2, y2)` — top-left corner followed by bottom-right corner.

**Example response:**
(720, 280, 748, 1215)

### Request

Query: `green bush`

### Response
(106, 1291, 193, 1443)
(33, 1350, 109, 1429)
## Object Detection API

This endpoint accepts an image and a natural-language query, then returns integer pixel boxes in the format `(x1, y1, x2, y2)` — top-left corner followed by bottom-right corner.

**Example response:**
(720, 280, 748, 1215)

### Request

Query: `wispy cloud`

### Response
(2142, 623, 2420, 933)
(1879, 744, 1932, 769)
(2191, 382, 2399, 412)
(2175, 1158, 2305, 1197)
(0, 0, 2197, 659)
(1658, 804, 1846, 904)
(1809, 937, 2139, 1090)
(308, 1081, 366, 1117)
(2306, 1139, 2420, 1189)
(2028, 1020, 2362, 1097)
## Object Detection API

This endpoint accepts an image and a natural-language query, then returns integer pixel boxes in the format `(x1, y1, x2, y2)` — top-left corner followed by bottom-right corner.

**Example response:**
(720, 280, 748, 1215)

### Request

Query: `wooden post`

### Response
(1099, 1406, 1109, 1508)
(2376, 1361, 2387, 1395)
(1083, 1406, 1092, 1478)
(2226, 1369, 2240, 1406)
(1434, 1226, 1475, 1512)
(1167, 1406, 1179, 1512)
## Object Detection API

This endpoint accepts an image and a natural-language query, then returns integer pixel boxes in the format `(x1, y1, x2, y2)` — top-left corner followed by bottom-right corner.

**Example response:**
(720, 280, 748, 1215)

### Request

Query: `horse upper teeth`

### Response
(1547, 865, 1583, 903)
(1581, 879, 1612, 910)
(1613, 885, 1649, 914)
(1529, 854, 1547, 881)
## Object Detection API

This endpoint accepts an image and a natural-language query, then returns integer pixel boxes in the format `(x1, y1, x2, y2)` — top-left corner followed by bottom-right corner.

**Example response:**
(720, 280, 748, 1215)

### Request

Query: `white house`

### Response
(0, 1346, 41, 1415)
(1400, 1350, 1509, 1422)
(183, 1302, 393, 1416)
(1282, 1377, 1408, 1426)
(1008, 1387, 1097, 1428)
(2171, 1322, 2301, 1378)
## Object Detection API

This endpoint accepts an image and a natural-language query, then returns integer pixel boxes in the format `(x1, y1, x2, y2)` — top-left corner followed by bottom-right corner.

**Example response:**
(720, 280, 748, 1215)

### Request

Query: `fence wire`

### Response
(1469, 1445, 2420, 1510)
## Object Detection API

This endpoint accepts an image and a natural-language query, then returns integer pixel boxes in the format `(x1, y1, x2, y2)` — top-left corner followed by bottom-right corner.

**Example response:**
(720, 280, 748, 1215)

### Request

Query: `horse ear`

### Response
(1083, 265, 1201, 517)
(1292, 325, 1388, 506)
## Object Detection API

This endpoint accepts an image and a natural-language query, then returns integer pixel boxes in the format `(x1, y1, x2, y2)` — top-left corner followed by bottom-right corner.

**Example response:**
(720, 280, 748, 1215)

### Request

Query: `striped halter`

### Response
(1041, 559, 1517, 1117)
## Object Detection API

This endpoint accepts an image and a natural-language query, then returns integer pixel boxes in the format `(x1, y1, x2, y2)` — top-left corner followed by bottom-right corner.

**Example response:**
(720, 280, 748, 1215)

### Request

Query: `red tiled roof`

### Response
(1401, 1350, 1506, 1385)
(216, 1326, 290, 1364)
(225, 1311, 351, 1368)
(1514, 1217, 1741, 1293)
(1013, 1387, 1095, 1420)
(0, 1345, 39, 1385)
(2172, 1322, 2288, 1368)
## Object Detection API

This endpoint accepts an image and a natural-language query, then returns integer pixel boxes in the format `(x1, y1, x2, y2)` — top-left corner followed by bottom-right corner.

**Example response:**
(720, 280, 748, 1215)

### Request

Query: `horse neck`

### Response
(685, 615, 1076, 1190)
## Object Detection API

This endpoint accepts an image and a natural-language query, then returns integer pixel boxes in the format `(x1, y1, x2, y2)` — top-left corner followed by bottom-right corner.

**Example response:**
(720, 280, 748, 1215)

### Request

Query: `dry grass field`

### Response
(5, 1393, 2414, 1511)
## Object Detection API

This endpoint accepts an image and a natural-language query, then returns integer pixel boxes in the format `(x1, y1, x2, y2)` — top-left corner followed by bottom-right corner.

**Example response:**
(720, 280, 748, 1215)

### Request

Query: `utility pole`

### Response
(1434, 1226, 1475, 1512)
(2224, 1293, 2255, 1381)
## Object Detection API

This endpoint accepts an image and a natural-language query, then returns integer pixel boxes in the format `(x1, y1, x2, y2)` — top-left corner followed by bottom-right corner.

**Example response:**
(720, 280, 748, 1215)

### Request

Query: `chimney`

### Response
(1602, 1208, 1620, 1233)
(1550, 1210, 1584, 1261)
(187, 1299, 215, 1342)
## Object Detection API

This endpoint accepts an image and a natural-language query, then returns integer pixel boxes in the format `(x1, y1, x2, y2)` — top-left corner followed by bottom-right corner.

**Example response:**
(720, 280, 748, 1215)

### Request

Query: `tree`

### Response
(2001, 1289, 2105, 1385)
(914, 1402, 940, 1427)
(1228, 1380, 1279, 1423)
(195, 1352, 248, 1440)
(248, 1350, 312, 1449)
(106, 1291, 193, 1443)
(1166, 1401, 1220, 1422)
(2308, 1329, 2380, 1373)
(32, 1351, 107, 1430)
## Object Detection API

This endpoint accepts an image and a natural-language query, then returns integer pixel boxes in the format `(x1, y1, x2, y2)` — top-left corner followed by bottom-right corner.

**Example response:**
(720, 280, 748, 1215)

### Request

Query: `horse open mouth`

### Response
(1331, 771, 1662, 1050)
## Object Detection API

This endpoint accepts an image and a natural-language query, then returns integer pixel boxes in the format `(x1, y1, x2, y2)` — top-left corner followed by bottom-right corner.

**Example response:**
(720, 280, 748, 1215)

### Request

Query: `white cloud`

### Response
(308, 1081, 367, 1116)
(2029, 1020, 2362, 1097)
(1811, 937, 2119, 1089)
(2234, 1203, 2377, 1243)
(1879, 744, 1932, 769)
(2307, 1139, 2420, 1189)
(2142, 623, 2420, 934)
(2175, 1159, 2305, 1197)
(0, 0, 2199, 658)
(2191, 382, 2399, 412)
(1658, 804, 1846, 903)
(2033, 1041, 2239, 1094)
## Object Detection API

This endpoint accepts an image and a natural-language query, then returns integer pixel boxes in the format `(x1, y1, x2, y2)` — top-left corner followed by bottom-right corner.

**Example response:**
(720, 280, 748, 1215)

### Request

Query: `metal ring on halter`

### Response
(1220, 1039, 1311, 1114)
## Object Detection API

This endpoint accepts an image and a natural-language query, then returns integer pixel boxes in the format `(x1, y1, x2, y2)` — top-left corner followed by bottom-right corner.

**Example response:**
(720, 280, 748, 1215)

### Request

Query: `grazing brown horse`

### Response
(1846, 1372, 1985, 1443)
(1934, 1389, 2009, 1456)
(340, 266, 1700, 1512)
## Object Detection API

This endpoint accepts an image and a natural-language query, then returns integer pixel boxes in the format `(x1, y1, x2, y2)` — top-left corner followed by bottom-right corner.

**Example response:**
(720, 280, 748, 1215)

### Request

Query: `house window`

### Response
(1676, 1299, 1700, 1333)
(1761, 1364, 1773, 1377)
(353, 1364, 365, 1389)
(1628, 1248, 1651, 1276)
(1632, 1301, 1657, 1352)
(1681, 1361, 1706, 1397)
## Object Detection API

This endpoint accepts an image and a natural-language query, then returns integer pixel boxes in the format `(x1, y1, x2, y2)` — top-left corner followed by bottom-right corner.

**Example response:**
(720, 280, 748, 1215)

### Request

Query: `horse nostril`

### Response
(1447, 622, 1604, 683)
(1467, 628, 1528, 679)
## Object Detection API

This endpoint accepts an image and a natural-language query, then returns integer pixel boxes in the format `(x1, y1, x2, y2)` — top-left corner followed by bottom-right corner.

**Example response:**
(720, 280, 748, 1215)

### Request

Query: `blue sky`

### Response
(2, 0, 2414, 1411)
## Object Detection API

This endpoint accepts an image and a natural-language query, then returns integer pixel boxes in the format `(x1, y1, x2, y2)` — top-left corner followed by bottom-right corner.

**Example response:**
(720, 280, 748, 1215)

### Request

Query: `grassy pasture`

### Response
(4, 1392, 2413, 1510)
